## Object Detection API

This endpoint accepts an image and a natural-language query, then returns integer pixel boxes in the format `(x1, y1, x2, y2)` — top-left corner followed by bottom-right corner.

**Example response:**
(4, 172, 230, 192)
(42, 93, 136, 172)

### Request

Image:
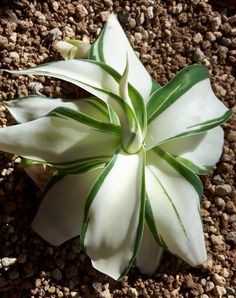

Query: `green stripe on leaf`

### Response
(147, 64, 209, 123)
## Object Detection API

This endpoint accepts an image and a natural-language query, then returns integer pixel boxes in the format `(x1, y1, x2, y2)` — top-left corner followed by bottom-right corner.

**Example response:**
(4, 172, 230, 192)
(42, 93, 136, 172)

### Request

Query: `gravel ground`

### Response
(0, 0, 235, 297)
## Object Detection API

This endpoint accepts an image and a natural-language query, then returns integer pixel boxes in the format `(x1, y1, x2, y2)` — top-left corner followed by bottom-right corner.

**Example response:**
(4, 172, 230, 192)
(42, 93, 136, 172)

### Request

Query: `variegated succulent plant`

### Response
(1, 14, 232, 279)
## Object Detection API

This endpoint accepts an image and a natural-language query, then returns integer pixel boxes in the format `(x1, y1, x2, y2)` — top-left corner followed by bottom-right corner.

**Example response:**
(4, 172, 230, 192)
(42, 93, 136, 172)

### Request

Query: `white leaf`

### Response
(136, 223, 163, 274)
(32, 168, 103, 245)
(4, 95, 110, 123)
(5, 60, 119, 97)
(82, 148, 145, 280)
(146, 79, 230, 149)
(0, 116, 119, 163)
(90, 13, 154, 102)
(54, 40, 90, 60)
(145, 149, 207, 266)
(4, 60, 142, 153)
(160, 127, 224, 174)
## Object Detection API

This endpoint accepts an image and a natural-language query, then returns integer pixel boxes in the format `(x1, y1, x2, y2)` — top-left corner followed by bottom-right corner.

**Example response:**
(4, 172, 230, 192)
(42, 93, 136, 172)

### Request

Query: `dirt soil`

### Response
(0, 0, 235, 297)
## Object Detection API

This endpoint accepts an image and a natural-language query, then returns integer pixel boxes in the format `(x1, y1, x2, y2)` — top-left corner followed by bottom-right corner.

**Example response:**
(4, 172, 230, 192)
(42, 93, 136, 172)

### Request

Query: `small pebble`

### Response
(146, 7, 154, 19)
(214, 285, 226, 297)
(193, 33, 203, 44)
(51, 268, 63, 281)
(99, 289, 112, 298)
(225, 231, 236, 244)
(100, 11, 110, 22)
(9, 52, 20, 61)
(1, 257, 17, 267)
(215, 197, 225, 210)
(210, 235, 224, 246)
(75, 4, 88, 19)
(206, 32, 216, 42)
(128, 287, 138, 298)
(134, 32, 142, 44)
(211, 17, 222, 31)
(104, 0, 113, 7)
(215, 184, 232, 196)
(226, 287, 236, 295)
(193, 48, 205, 62)
(205, 281, 214, 292)
(212, 274, 226, 286)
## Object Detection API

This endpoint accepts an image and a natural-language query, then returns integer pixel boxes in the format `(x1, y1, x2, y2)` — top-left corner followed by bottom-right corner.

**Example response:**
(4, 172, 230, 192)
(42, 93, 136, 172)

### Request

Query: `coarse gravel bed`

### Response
(0, 0, 235, 297)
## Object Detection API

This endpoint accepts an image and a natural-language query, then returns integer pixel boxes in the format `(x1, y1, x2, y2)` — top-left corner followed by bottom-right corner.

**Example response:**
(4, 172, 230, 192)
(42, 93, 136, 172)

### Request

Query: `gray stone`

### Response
(215, 184, 232, 196)
(226, 287, 236, 295)
(48, 28, 62, 41)
(51, 268, 62, 281)
(215, 197, 225, 209)
(212, 17, 222, 31)
(193, 48, 205, 62)
(226, 231, 236, 245)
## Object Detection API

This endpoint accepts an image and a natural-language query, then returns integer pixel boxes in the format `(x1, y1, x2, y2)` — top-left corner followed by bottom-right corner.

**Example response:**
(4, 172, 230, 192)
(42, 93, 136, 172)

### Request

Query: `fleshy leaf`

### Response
(4, 95, 111, 123)
(32, 167, 103, 246)
(0, 110, 120, 164)
(89, 13, 160, 101)
(136, 223, 163, 274)
(81, 147, 145, 280)
(3, 59, 143, 153)
(145, 64, 232, 149)
(145, 147, 207, 266)
(160, 127, 224, 174)
(54, 40, 90, 60)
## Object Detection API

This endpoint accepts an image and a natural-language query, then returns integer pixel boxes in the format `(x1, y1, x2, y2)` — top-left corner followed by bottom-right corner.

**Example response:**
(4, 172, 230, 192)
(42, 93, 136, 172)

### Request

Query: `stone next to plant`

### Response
(0, 14, 232, 280)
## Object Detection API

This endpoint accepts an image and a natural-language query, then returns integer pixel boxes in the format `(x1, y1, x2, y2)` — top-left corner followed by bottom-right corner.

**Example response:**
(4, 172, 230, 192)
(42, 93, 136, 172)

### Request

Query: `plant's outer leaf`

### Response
(160, 127, 224, 174)
(145, 147, 207, 266)
(32, 167, 103, 246)
(3, 95, 111, 123)
(89, 13, 160, 101)
(144, 196, 167, 249)
(53, 40, 90, 60)
(145, 65, 232, 149)
(4, 59, 143, 153)
(0, 112, 120, 164)
(81, 147, 145, 280)
(136, 223, 163, 274)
